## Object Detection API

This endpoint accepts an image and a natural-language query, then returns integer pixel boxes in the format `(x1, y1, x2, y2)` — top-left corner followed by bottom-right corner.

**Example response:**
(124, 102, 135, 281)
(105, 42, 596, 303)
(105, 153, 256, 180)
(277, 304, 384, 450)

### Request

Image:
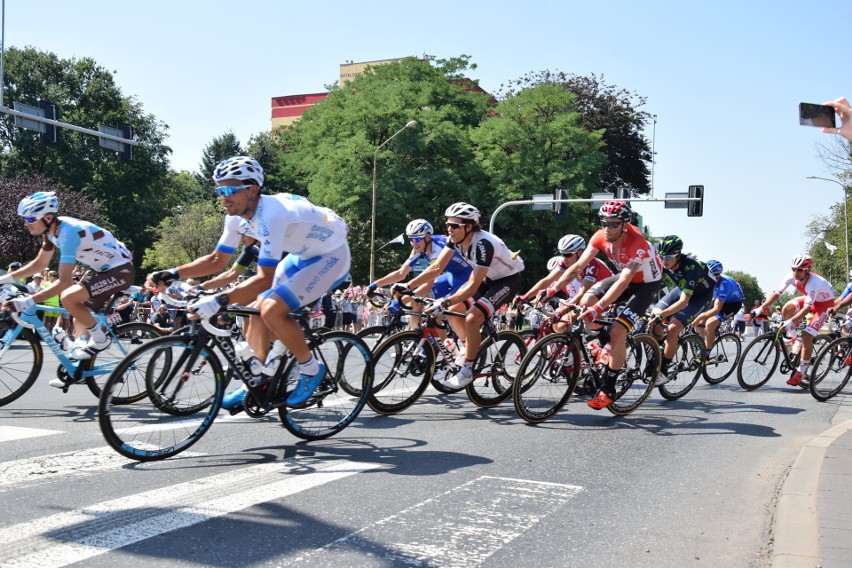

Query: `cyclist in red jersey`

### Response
(755, 254, 836, 386)
(560, 200, 662, 409)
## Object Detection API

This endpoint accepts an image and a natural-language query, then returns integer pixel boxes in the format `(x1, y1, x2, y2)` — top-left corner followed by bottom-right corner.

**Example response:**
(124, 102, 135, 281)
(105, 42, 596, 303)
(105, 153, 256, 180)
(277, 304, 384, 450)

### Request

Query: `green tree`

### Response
(501, 71, 654, 196)
(727, 270, 764, 308)
(141, 201, 224, 271)
(0, 46, 172, 271)
(805, 197, 849, 291)
(470, 82, 606, 278)
(196, 132, 244, 187)
(283, 55, 492, 282)
(247, 129, 299, 195)
(0, 174, 100, 267)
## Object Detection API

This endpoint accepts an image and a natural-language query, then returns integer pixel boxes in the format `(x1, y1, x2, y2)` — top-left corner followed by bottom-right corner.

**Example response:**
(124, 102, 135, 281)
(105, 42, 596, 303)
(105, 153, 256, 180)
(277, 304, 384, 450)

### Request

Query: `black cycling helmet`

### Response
(657, 235, 684, 257)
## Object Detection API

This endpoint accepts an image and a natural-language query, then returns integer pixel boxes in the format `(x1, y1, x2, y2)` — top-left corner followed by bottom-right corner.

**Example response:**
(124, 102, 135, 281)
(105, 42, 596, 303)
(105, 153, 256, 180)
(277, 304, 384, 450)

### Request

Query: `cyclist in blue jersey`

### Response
(691, 260, 743, 352)
(367, 218, 472, 339)
(1, 192, 135, 362)
(650, 235, 716, 383)
(832, 269, 852, 312)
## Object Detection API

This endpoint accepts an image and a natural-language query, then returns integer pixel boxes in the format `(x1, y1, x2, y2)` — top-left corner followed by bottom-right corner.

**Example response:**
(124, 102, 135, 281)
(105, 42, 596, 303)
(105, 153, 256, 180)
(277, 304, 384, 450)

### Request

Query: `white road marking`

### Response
(0, 425, 63, 443)
(290, 475, 583, 567)
(0, 447, 134, 490)
(0, 458, 381, 568)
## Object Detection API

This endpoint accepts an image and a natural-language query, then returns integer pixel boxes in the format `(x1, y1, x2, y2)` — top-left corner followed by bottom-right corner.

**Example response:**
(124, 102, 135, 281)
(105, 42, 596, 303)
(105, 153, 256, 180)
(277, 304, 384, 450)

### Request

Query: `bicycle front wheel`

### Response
(512, 333, 580, 423)
(809, 337, 852, 401)
(367, 331, 432, 415)
(98, 335, 224, 461)
(86, 322, 164, 401)
(659, 333, 705, 401)
(737, 334, 779, 391)
(466, 331, 526, 408)
(0, 328, 42, 407)
(702, 332, 741, 384)
(277, 332, 372, 440)
(607, 333, 660, 416)
(799, 334, 833, 390)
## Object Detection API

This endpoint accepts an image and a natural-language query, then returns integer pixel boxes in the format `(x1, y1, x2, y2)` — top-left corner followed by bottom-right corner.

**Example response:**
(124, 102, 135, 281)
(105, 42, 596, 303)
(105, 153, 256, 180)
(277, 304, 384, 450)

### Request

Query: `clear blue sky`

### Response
(7, 0, 851, 293)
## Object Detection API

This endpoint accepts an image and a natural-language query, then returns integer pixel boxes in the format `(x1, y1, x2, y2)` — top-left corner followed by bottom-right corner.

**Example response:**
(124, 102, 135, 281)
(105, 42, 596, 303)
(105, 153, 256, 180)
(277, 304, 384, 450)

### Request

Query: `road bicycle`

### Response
(700, 321, 741, 385)
(368, 292, 526, 410)
(808, 335, 852, 401)
(98, 300, 373, 461)
(736, 324, 831, 391)
(512, 307, 661, 422)
(647, 319, 706, 400)
(0, 284, 162, 406)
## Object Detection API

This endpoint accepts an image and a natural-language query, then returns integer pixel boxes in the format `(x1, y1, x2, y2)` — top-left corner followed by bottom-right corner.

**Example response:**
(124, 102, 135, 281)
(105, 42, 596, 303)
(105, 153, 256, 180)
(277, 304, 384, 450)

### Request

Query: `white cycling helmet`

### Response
(444, 202, 481, 222)
(212, 156, 264, 186)
(18, 191, 59, 220)
(790, 254, 813, 270)
(557, 234, 585, 254)
(546, 255, 562, 271)
(405, 219, 433, 238)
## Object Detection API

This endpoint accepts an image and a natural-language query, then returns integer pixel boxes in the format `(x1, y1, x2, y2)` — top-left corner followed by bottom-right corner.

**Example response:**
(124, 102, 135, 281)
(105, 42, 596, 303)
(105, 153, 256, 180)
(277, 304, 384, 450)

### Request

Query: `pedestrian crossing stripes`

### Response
(0, 425, 63, 444)
(0, 458, 382, 568)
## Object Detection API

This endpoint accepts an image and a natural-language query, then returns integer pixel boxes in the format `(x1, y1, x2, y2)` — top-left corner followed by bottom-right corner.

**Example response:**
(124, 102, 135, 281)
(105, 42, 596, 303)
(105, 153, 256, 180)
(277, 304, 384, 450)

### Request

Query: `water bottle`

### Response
(791, 335, 802, 355)
(236, 341, 263, 383)
(443, 338, 459, 358)
(262, 340, 288, 376)
(586, 339, 601, 360)
(597, 343, 612, 365)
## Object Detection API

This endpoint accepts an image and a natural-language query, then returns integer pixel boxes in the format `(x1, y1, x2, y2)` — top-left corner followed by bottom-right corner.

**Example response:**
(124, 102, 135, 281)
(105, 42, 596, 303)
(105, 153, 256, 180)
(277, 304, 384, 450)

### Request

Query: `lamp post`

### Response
(807, 176, 849, 276)
(369, 120, 417, 283)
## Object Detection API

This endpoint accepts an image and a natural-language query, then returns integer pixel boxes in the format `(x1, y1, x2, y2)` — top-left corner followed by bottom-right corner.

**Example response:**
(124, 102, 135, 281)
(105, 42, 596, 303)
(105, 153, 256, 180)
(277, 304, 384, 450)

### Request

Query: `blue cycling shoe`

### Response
(221, 385, 247, 410)
(286, 364, 327, 406)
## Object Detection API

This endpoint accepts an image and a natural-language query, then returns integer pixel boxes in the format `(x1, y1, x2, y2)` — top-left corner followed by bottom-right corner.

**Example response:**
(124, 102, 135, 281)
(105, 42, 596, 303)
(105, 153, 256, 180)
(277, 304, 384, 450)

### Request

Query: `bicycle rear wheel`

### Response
(98, 335, 223, 461)
(659, 333, 705, 400)
(277, 332, 372, 440)
(367, 331, 432, 415)
(466, 331, 526, 408)
(85, 322, 164, 401)
(607, 333, 660, 416)
(736, 334, 779, 391)
(0, 328, 42, 407)
(809, 337, 852, 401)
(702, 332, 741, 384)
(799, 334, 833, 390)
(512, 333, 580, 423)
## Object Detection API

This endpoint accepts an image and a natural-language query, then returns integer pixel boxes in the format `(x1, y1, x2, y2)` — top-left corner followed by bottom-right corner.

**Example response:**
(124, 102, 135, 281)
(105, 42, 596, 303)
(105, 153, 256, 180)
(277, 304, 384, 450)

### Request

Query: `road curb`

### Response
(771, 418, 852, 568)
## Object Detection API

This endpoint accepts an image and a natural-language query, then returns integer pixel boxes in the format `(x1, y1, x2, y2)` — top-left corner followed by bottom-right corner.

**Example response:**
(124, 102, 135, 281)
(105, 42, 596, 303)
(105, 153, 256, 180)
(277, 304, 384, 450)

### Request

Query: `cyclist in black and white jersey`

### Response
(421, 202, 524, 388)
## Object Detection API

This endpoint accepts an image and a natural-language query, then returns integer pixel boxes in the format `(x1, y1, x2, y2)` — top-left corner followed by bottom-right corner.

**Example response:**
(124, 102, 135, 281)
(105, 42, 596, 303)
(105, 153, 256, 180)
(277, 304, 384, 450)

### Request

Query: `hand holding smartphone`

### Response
(799, 102, 837, 128)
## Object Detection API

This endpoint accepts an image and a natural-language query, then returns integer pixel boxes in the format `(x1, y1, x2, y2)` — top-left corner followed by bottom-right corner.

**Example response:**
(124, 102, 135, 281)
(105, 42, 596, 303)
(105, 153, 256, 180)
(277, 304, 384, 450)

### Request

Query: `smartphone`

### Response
(799, 102, 836, 128)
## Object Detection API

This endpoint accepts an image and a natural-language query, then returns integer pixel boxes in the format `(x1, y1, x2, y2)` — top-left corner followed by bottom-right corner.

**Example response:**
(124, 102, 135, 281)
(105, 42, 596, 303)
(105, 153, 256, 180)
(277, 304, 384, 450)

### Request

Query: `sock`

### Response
(299, 355, 319, 376)
(661, 356, 672, 373)
(798, 359, 810, 375)
(601, 366, 620, 397)
(463, 359, 474, 370)
(88, 324, 106, 344)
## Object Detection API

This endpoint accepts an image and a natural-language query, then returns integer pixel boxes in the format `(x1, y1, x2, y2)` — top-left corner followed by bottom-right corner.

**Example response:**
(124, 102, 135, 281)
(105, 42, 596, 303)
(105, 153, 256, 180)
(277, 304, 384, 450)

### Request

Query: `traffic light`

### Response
(688, 185, 704, 217)
(553, 189, 568, 217)
(39, 101, 57, 146)
(118, 124, 133, 162)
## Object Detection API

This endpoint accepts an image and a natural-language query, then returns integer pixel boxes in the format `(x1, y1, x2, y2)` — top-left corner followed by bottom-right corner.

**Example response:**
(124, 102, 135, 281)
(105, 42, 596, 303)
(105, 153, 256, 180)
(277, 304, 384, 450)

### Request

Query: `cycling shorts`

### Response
(715, 300, 743, 323)
(466, 272, 522, 318)
(788, 296, 834, 337)
(654, 287, 715, 326)
(263, 242, 351, 312)
(586, 275, 661, 331)
(431, 271, 462, 299)
(80, 263, 136, 312)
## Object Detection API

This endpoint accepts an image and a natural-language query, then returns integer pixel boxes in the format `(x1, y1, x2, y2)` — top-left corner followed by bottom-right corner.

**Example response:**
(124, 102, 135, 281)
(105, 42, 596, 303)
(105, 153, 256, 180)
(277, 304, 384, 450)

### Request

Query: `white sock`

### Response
(299, 356, 319, 376)
(88, 325, 106, 344)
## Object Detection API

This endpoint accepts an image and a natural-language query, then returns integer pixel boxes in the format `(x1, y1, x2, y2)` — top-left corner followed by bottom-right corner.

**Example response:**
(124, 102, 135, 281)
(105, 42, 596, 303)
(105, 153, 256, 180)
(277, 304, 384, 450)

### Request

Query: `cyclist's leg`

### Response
(65, 264, 135, 356)
(792, 301, 832, 385)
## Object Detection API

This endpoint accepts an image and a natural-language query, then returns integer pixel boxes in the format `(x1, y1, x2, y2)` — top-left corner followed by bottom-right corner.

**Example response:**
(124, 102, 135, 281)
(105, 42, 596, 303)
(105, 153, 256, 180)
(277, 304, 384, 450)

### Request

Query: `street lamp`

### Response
(369, 120, 417, 283)
(807, 176, 849, 276)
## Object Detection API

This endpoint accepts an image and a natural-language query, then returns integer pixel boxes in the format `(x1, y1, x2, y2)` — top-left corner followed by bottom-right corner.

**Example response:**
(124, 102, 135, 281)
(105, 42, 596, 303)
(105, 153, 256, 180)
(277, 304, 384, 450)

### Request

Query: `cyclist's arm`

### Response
(521, 268, 562, 298)
(445, 265, 488, 306)
(595, 263, 638, 311)
(659, 288, 692, 319)
(6, 244, 53, 289)
(372, 263, 413, 288)
(173, 250, 234, 281)
(567, 279, 594, 306)
(201, 265, 245, 291)
(835, 294, 852, 311)
(28, 261, 73, 305)
(759, 291, 782, 314)
(790, 302, 813, 325)
(553, 246, 598, 291)
(407, 247, 453, 290)
(216, 264, 275, 306)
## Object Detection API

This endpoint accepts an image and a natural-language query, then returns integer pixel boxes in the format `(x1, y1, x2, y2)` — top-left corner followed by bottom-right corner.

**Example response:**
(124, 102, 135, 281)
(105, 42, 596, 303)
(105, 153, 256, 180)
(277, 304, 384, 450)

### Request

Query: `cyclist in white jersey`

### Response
(149, 156, 350, 408)
(1, 192, 135, 363)
(421, 202, 524, 388)
(755, 254, 836, 386)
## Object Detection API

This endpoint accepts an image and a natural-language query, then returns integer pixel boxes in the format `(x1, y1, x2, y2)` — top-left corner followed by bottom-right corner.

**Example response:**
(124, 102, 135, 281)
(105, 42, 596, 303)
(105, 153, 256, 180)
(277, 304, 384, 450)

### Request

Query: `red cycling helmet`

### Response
(598, 200, 632, 222)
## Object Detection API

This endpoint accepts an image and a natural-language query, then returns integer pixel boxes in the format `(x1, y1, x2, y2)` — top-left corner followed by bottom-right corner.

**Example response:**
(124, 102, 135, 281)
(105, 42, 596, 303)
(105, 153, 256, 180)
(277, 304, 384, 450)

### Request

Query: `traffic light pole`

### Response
(0, 105, 138, 147)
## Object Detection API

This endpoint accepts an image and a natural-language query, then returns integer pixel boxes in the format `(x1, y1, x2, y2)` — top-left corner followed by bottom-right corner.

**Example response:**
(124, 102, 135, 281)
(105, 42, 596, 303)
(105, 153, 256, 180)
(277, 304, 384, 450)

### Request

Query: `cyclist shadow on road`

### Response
(0, 405, 98, 423)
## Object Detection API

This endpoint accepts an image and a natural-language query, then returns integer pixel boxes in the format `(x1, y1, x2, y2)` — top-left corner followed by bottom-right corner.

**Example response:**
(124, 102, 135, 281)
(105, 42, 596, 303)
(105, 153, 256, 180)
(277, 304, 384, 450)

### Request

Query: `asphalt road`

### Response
(0, 355, 848, 568)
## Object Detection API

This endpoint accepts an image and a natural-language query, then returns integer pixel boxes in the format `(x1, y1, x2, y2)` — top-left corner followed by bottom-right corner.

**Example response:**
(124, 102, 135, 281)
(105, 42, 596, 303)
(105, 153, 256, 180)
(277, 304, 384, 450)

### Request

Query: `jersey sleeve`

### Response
(774, 273, 796, 296)
(216, 215, 243, 255)
(472, 237, 495, 268)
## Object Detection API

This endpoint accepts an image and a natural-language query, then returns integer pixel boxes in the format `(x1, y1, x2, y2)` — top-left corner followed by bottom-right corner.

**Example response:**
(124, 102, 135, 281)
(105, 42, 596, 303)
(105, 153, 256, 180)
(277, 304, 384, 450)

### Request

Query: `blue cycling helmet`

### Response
(706, 259, 723, 276)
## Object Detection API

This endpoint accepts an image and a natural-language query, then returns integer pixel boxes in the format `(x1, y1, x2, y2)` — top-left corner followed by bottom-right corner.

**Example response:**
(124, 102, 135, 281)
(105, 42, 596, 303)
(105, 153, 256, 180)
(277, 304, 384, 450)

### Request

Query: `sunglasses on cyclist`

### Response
(214, 184, 253, 197)
(409, 236, 425, 243)
(660, 254, 678, 261)
(446, 222, 467, 230)
(600, 220, 624, 229)
(22, 216, 39, 224)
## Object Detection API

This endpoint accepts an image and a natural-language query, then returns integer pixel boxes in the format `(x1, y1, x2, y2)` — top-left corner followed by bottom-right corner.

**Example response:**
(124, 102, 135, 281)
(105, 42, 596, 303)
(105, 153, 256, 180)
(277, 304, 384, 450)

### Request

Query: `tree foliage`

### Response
(141, 201, 224, 270)
(195, 131, 244, 188)
(726, 270, 765, 308)
(805, 199, 850, 291)
(500, 71, 653, 196)
(0, 46, 172, 269)
(0, 174, 100, 267)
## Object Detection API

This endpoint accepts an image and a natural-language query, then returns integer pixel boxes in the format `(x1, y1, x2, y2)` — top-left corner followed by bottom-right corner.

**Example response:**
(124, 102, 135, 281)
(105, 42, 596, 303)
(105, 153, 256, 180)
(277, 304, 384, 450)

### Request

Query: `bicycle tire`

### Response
(607, 333, 660, 416)
(357, 325, 395, 352)
(512, 333, 581, 423)
(659, 333, 705, 400)
(367, 331, 432, 415)
(465, 331, 526, 408)
(98, 334, 224, 461)
(702, 332, 741, 384)
(277, 331, 372, 440)
(736, 333, 779, 391)
(809, 337, 852, 401)
(85, 322, 165, 401)
(799, 334, 833, 389)
(0, 328, 43, 407)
